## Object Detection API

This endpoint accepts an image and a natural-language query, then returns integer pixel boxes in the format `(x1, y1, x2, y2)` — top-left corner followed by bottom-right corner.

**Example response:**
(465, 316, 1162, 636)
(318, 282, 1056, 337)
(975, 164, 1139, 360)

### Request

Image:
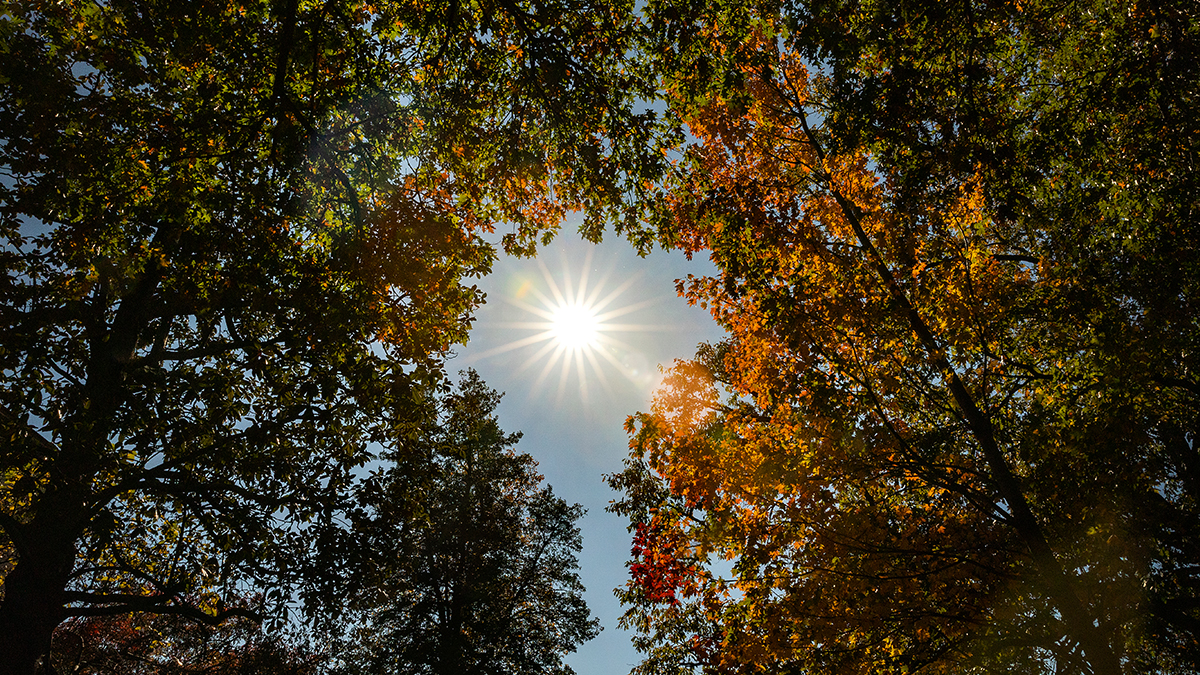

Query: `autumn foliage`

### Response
(610, 1, 1200, 674)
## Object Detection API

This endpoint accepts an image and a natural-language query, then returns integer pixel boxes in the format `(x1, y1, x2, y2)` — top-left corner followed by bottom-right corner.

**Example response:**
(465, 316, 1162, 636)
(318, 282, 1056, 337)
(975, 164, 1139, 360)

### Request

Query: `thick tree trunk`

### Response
(0, 264, 149, 674)
(0, 516, 77, 675)
(1, 366, 117, 675)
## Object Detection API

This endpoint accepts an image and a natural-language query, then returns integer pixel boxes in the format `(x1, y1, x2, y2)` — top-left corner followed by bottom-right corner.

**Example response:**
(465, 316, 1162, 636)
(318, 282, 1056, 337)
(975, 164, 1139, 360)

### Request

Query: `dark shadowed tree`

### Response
(328, 370, 599, 675)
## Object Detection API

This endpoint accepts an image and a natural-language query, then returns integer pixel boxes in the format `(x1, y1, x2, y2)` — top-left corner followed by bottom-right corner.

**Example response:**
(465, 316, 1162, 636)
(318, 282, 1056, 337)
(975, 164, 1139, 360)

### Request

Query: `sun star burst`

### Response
(468, 249, 670, 406)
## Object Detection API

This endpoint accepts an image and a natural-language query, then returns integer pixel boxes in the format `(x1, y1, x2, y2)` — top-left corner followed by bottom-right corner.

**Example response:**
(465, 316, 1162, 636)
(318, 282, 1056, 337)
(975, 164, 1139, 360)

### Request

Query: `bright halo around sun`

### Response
(467, 249, 668, 406)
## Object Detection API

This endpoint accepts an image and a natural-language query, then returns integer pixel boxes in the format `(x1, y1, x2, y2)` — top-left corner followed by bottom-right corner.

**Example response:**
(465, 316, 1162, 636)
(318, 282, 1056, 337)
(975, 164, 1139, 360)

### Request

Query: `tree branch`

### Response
(0, 403, 60, 455)
(64, 592, 262, 625)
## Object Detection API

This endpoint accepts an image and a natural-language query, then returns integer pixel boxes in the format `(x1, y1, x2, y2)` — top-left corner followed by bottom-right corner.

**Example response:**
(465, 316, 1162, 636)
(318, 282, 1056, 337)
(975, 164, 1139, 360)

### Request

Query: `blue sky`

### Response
(452, 232, 724, 675)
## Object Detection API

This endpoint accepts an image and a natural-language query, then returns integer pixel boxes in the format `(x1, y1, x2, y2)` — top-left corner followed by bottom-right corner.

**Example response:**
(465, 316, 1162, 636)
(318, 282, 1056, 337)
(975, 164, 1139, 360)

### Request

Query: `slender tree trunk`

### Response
(853, 218, 1122, 674)
(840, 202, 1122, 674)
(799, 121, 1124, 674)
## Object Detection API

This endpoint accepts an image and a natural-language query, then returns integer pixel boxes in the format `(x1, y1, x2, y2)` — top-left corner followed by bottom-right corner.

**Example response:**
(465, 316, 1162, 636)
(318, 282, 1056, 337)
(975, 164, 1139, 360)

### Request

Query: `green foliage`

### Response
(330, 371, 599, 675)
(0, 0, 659, 671)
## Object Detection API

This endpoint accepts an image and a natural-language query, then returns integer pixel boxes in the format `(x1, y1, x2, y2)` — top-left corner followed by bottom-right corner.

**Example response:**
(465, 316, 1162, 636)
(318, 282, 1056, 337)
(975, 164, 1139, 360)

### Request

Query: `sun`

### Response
(466, 249, 668, 405)
(550, 303, 600, 349)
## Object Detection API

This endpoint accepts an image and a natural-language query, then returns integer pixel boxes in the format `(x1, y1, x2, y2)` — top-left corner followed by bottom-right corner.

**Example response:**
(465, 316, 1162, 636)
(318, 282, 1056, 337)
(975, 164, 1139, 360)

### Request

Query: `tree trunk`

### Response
(805, 140, 1125, 675)
(0, 516, 77, 675)
(0, 274, 148, 673)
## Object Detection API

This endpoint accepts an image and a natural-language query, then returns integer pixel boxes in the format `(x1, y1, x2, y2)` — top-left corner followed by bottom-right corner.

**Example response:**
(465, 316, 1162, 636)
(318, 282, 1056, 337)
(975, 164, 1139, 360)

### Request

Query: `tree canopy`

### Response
(4, 0, 1199, 673)
(0, 0, 660, 671)
(610, 0, 1200, 673)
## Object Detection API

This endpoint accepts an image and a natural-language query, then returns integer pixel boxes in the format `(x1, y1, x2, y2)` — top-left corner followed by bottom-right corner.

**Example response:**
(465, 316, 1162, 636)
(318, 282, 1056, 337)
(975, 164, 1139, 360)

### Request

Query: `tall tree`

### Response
(0, 0, 663, 672)
(610, 0, 1200, 673)
(329, 371, 599, 675)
